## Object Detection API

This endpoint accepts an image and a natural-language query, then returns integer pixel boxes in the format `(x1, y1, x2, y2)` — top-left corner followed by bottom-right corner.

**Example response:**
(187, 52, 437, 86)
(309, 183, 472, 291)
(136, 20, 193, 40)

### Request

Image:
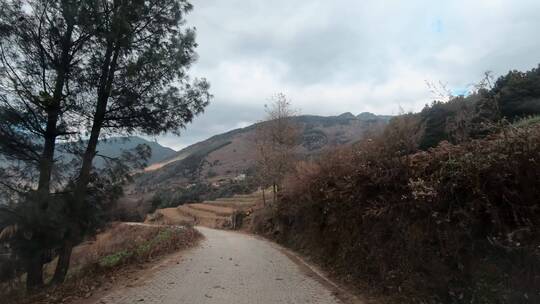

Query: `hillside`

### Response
(255, 122, 540, 303)
(129, 113, 390, 210)
(90, 136, 177, 168)
(0, 136, 176, 170)
(403, 65, 540, 150)
(250, 65, 540, 303)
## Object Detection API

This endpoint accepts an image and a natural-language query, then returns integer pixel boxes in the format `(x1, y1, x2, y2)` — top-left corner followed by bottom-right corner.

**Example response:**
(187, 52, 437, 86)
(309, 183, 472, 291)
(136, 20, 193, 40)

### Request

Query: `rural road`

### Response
(95, 227, 358, 304)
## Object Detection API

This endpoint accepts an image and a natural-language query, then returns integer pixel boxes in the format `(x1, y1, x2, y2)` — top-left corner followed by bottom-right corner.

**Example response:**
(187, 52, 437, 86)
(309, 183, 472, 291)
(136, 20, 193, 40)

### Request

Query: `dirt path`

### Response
(92, 227, 362, 304)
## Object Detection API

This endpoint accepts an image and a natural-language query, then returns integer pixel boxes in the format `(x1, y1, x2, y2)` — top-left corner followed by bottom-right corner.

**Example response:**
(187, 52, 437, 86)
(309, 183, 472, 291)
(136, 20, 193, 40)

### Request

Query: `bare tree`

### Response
(470, 71, 495, 94)
(425, 80, 454, 102)
(255, 94, 299, 205)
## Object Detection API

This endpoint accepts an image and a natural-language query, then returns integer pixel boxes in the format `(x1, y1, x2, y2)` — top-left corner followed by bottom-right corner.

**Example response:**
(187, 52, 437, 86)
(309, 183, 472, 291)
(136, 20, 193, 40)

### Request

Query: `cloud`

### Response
(153, 0, 540, 149)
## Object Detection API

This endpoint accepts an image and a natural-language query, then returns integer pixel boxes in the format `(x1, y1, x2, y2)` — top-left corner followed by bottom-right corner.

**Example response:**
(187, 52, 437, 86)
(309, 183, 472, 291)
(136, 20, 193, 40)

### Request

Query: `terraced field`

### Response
(145, 192, 264, 229)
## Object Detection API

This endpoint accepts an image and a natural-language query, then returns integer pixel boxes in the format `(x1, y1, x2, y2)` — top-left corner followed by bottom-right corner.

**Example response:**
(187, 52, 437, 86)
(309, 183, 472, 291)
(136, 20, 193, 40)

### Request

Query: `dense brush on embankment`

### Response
(255, 124, 540, 303)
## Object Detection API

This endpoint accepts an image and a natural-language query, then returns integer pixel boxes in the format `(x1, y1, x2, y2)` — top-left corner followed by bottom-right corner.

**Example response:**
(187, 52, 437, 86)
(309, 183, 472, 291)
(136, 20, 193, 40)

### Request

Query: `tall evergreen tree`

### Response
(51, 0, 211, 283)
(0, 0, 210, 287)
(491, 65, 540, 120)
(0, 0, 95, 288)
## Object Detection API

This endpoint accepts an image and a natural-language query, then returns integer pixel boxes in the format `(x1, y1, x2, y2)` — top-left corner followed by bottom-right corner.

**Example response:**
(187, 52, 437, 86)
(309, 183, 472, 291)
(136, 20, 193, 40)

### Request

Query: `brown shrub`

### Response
(264, 124, 540, 304)
(71, 223, 197, 269)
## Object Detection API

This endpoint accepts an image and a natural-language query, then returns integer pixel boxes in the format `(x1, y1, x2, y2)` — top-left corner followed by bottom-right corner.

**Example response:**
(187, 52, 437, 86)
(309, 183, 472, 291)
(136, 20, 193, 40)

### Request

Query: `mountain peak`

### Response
(337, 112, 356, 119)
(356, 112, 378, 120)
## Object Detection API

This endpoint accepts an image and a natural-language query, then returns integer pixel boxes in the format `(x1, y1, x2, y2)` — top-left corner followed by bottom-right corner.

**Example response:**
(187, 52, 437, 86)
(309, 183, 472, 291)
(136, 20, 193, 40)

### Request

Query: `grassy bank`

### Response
(5, 223, 202, 304)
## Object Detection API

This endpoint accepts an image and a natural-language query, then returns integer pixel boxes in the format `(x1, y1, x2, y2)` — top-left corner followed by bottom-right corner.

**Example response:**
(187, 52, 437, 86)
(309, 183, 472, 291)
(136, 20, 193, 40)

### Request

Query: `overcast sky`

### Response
(150, 0, 540, 150)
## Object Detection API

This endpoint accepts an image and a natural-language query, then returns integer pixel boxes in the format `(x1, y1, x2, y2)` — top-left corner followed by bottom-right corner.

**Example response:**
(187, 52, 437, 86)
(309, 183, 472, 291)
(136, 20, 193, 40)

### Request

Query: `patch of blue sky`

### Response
(451, 87, 469, 97)
(432, 19, 443, 33)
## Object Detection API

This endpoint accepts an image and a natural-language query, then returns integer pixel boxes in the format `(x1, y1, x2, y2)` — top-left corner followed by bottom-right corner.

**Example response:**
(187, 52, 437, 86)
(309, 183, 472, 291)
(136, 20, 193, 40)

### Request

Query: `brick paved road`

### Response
(95, 227, 345, 304)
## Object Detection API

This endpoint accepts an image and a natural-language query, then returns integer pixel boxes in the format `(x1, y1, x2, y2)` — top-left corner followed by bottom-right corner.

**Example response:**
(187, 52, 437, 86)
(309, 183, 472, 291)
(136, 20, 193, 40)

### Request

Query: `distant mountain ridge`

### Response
(91, 136, 176, 167)
(136, 112, 391, 192)
(0, 136, 176, 169)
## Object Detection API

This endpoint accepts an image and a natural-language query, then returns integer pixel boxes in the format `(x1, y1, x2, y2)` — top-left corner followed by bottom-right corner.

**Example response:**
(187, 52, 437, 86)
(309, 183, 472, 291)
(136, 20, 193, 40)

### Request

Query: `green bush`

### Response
(99, 250, 132, 268)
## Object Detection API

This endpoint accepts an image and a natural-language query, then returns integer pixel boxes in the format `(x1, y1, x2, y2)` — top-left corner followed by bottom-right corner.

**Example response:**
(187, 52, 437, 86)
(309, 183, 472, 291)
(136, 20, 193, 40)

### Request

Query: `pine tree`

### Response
(0, 0, 210, 288)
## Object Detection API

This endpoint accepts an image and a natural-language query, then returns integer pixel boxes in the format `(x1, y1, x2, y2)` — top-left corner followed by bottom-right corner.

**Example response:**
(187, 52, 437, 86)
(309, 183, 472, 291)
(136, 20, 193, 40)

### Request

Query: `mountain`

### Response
(0, 136, 176, 169)
(91, 136, 176, 167)
(357, 111, 391, 121)
(135, 113, 391, 193)
(337, 112, 356, 119)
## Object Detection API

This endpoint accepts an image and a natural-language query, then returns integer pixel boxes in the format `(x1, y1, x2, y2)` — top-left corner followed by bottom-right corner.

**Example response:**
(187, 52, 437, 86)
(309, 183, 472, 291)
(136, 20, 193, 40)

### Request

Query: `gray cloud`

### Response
(147, 101, 264, 150)
(153, 0, 540, 150)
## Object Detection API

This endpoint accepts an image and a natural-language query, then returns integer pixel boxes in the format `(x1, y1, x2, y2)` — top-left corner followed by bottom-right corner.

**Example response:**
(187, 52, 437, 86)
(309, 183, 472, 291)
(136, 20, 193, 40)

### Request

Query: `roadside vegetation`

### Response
(3, 223, 201, 304)
(253, 65, 540, 304)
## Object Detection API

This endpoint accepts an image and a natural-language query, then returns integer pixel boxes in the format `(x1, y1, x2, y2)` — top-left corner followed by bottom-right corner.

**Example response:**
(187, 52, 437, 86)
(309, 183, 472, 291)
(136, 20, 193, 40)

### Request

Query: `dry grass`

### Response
(6, 223, 202, 304)
(70, 223, 195, 269)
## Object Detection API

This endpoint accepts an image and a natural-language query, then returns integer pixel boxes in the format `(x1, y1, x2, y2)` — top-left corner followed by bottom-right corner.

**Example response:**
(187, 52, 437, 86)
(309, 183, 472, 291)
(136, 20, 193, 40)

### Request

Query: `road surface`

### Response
(95, 227, 358, 304)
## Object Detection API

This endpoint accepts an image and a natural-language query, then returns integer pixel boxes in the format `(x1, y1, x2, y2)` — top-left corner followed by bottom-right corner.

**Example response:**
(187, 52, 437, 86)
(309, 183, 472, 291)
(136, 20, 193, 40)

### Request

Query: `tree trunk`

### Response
(35, 22, 72, 198)
(261, 188, 266, 207)
(25, 90, 61, 292)
(51, 41, 120, 283)
(26, 254, 44, 290)
(52, 240, 73, 284)
(272, 183, 277, 204)
(36, 114, 58, 199)
(28, 22, 75, 290)
(74, 41, 119, 192)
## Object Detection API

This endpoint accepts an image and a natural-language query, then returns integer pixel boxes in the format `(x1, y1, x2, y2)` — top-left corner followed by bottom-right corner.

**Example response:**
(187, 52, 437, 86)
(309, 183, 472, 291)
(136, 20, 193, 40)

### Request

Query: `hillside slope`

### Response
(134, 113, 390, 194)
(254, 122, 540, 303)
(0, 136, 176, 169)
(90, 136, 177, 167)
